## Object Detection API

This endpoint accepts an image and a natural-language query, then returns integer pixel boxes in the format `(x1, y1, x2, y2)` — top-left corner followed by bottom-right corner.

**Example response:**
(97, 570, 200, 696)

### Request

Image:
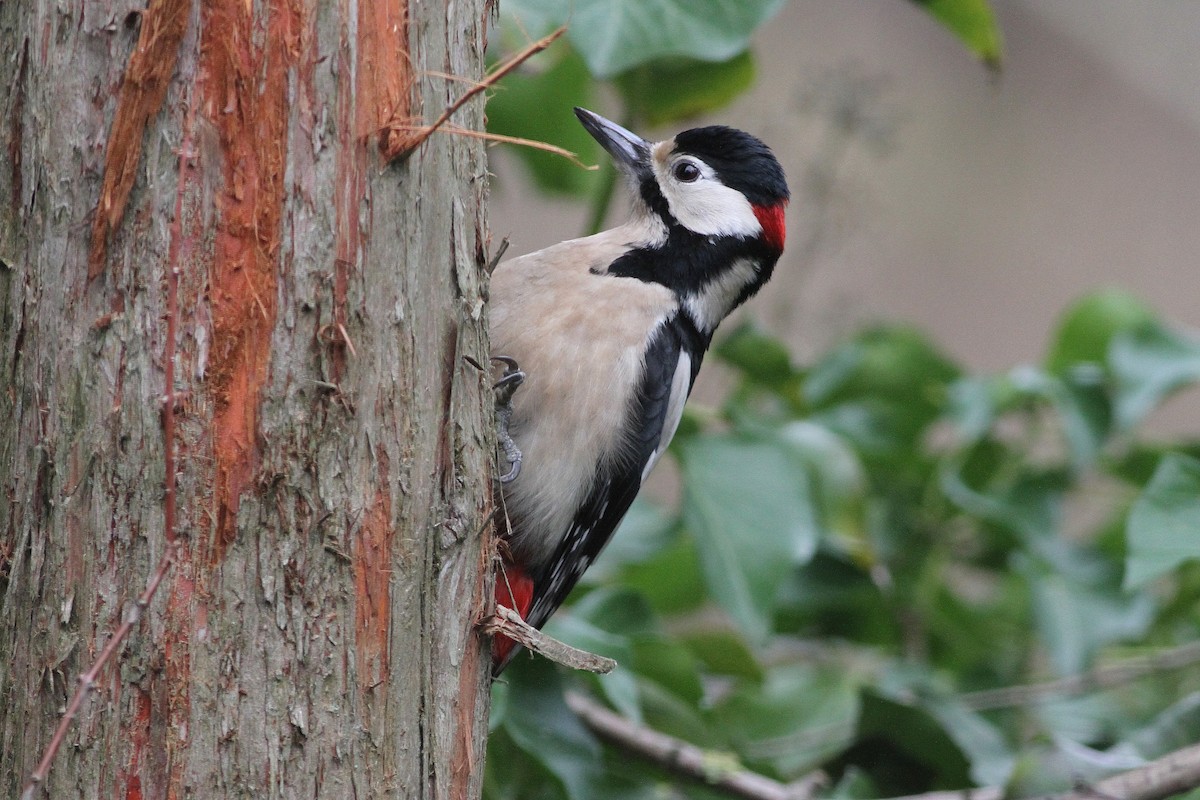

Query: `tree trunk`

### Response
(0, 0, 494, 797)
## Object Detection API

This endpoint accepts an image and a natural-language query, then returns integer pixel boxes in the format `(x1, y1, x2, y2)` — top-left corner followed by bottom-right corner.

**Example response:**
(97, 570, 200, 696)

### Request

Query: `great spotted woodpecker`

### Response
(490, 108, 789, 673)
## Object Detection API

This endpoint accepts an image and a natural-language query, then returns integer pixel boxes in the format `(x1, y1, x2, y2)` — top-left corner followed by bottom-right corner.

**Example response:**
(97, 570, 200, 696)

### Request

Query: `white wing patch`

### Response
(642, 350, 692, 482)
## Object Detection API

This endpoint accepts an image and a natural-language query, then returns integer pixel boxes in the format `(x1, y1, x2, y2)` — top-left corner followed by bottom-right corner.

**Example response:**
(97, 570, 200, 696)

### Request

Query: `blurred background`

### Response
(490, 0, 1200, 422)
(483, 3, 1200, 798)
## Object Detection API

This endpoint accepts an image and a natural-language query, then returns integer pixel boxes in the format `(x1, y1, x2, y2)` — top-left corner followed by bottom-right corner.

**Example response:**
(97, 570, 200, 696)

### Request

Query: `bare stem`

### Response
(565, 691, 826, 800)
(21, 100, 193, 800)
(390, 26, 566, 160)
(961, 640, 1200, 711)
(568, 690, 1200, 800)
(483, 606, 616, 674)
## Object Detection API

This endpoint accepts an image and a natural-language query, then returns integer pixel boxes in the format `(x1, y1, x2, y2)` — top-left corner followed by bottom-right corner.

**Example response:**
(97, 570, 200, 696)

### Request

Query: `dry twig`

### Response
(566, 690, 1200, 800)
(386, 26, 567, 162)
(484, 605, 616, 674)
(961, 640, 1200, 711)
(21, 100, 194, 800)
(565, 691, 826, 800)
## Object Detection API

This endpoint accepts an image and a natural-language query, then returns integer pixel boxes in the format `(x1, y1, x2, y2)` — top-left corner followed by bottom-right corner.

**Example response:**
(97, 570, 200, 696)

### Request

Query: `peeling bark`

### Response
(0, 0, 494, 796)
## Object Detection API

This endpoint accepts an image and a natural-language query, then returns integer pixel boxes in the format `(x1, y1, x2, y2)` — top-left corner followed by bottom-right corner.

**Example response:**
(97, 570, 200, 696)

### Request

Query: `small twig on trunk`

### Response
(398, 123, 597, 170)
(384, 26, 566, 162)
(483, 606, 616, 674)
(21, 542, 181, 800)
(565, 691, 826, 800)
(22, 99, 194, 800)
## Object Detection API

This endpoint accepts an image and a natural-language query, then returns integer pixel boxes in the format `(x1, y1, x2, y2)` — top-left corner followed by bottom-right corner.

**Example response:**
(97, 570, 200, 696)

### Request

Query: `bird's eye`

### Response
(673, 161, 701, 183)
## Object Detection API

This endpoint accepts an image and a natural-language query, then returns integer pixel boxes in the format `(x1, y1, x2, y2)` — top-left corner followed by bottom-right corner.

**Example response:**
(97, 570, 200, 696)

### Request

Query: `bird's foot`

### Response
(492, 356, 525, 484)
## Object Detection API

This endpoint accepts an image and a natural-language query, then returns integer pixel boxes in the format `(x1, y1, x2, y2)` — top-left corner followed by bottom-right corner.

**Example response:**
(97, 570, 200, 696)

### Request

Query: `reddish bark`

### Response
(197, 0, 299, 561)
(88, 0, 189, 280)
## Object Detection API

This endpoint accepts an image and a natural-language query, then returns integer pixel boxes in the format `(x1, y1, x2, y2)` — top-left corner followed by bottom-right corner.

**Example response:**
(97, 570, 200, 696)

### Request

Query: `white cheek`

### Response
(661, 179, 762, 239)
(683, 257, 760, 333)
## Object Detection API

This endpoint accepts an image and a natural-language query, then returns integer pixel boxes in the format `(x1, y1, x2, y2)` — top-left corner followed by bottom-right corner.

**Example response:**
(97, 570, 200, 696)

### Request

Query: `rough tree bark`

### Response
(0, 0, 495, 797)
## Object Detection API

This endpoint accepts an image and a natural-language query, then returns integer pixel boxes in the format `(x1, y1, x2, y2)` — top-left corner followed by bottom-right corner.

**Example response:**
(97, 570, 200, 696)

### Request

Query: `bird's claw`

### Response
(492, 356, 525, 484)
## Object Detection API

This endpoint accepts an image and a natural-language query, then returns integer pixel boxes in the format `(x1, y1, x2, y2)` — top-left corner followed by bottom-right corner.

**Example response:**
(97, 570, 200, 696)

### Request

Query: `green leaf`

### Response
(909, 0, 1003, 68)
(710, 665, 860, 779)
(616, 51, 756, 126)
(543, 607, 642, 723)
(502, 661, 603, 800)
(617, 535, 708, 616)
(1046, 289, 1156, 375)
(631, 637, 705, 706)
(583, 498, 678, 584)
(852, 690, 974, 789)
(940, 463, 1065, 545)
(715, 322, 794, 388)
(1128, 692, 1200, 759)
(679, 628, 762, 681)
(1125, 453, 1200, 588)
(504, 0, 787, 78)
(947, 366, 1109, 472)
(680, 435, 821, 641)
(1024, 558, 1155, 674)
(778, 421, 866, 541)
(1111, 321, 1200, 430)
(486, 46, 600, 196)
(872, 667, 1015, 788)
(805, 326, 960, 449)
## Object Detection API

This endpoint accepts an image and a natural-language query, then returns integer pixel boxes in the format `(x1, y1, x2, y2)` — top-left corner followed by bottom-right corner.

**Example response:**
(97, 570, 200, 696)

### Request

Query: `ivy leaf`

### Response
(680, 435, 820, 642)
(805, 326, 960, 451)
(715, 322, 795, 388)
(1022, 555, 1155, 674)
(615, 52, 756, 126)
(1125, 453, 1200, 588)
(1046, 289, 1156, 375)
(504, 0, 787, 78)
(501, 660, 604, 800)
(1110, 320, 1200, 431)
(486, 46, 600, 196)
(909, 0, 1004, 69)
(1128, 692, 1200, 759)
(710, 664, 860, 779)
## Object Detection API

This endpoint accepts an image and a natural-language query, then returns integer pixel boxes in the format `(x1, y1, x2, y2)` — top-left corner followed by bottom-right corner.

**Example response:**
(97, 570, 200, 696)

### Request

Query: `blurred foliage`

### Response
(483, 2, 1200, 798)
(487, 0, 1004, 226)
(486, 290, 1200, 798)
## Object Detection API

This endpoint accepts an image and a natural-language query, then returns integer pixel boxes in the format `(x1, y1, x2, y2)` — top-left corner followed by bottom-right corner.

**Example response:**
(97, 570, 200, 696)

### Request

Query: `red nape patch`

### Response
(753, 203, 787, 252)
(493, 561, 535, 667)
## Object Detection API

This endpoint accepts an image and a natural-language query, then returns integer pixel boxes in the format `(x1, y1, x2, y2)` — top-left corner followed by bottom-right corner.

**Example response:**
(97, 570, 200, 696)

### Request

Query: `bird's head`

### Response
(575, 107, 789, 252)
(575, 107, 790, 334)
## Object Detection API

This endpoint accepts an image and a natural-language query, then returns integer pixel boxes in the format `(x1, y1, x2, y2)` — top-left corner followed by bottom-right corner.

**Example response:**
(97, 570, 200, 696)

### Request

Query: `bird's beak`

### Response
(574, 107, 650, 173)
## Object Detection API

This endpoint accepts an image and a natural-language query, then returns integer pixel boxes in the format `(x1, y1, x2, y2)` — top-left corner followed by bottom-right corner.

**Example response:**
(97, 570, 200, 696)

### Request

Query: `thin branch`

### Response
(568, 689, 1200, 800)
(21, 100, 194, 800)
(21, 542, 181, 800)
(891, 742, 1200, 800)
(961, 640, 1200, 711)
(483, 606, 616, 674)
(565, 691, 826, 800)
(1083, 741, 1200, 800)
(385, 26, 566, 161)
(415, 123, 596, 170)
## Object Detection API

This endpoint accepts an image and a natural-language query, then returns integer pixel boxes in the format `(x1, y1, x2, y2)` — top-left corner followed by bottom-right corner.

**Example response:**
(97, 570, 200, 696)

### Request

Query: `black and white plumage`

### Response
(491, 108, 789, 672)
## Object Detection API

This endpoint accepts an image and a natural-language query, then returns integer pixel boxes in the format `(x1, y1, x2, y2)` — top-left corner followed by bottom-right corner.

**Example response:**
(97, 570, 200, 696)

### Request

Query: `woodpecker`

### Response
(490, 108, 789, 673)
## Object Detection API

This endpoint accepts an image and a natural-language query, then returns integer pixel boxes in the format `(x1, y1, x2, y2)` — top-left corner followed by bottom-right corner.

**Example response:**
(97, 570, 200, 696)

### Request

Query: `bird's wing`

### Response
(525, 317, 700, 630)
